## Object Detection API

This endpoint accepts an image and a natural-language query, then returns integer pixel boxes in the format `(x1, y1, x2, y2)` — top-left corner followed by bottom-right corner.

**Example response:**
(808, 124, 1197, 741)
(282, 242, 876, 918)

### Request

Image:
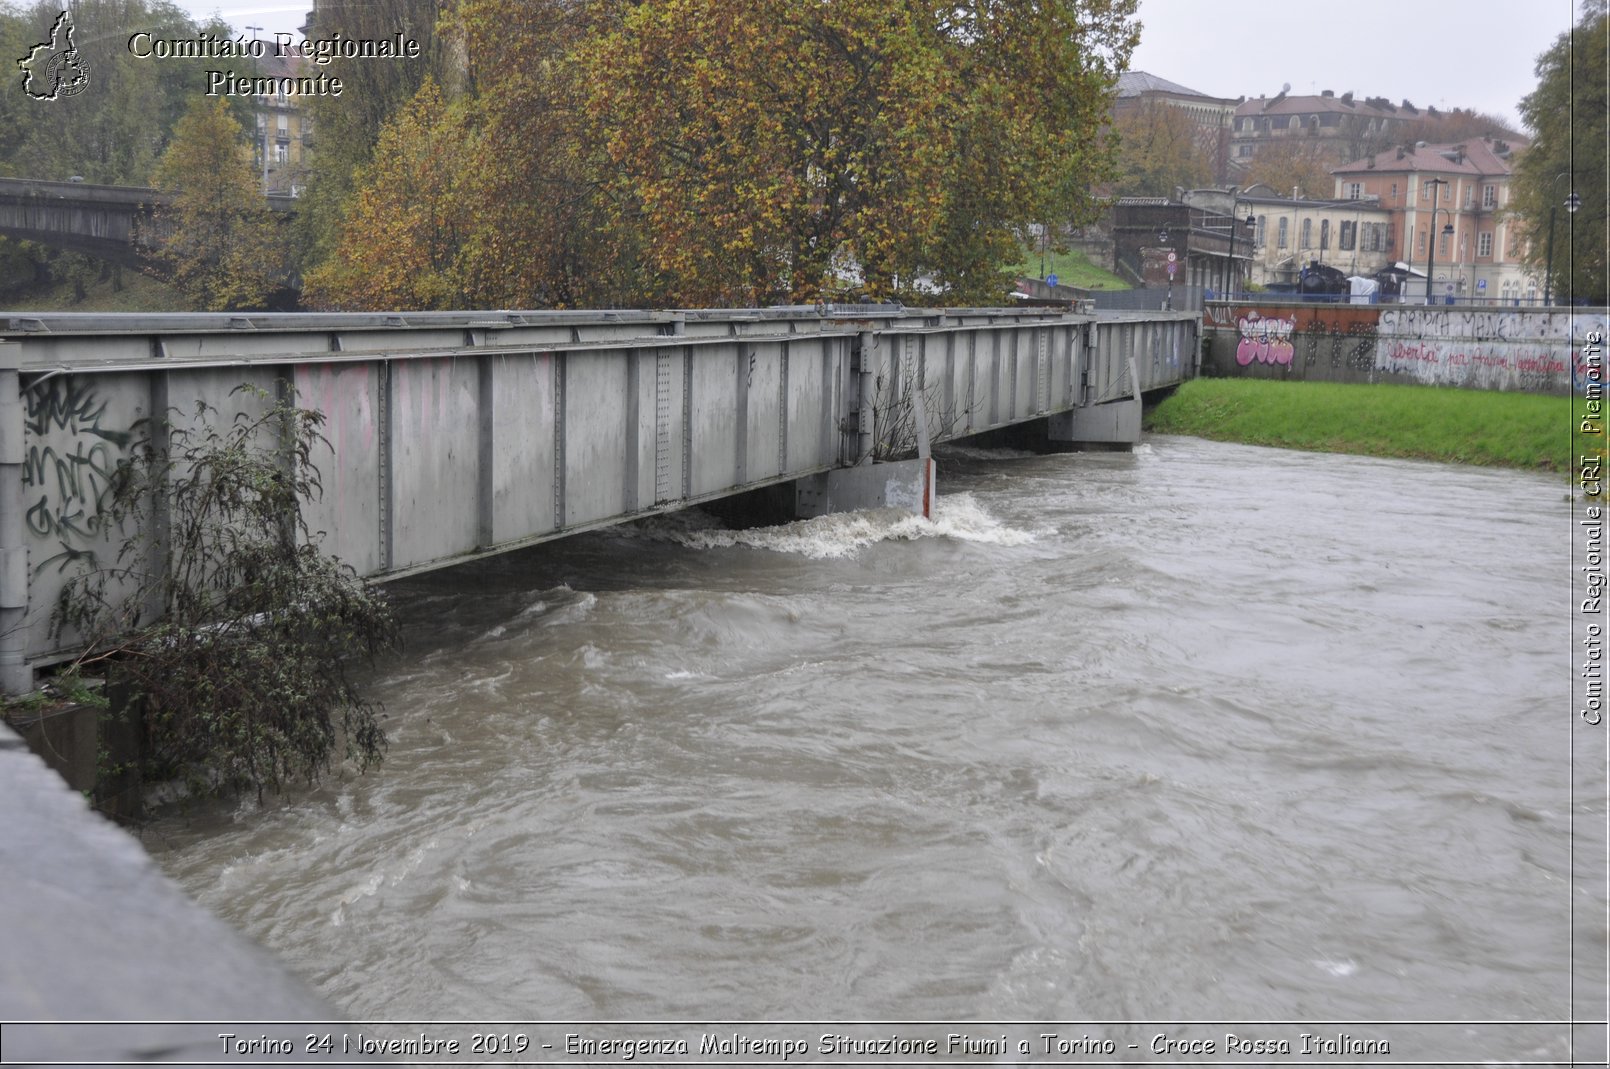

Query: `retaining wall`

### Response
(1202, 302, 1607, 394)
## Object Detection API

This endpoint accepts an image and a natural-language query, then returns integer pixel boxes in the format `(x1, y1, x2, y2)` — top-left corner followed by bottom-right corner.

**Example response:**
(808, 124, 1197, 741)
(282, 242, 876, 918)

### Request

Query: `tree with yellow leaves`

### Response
(306, 0, 1138, 309)
(149, 97, 286, 311)
(302, 80, 482, 310)
(579, 0, 1137, 305)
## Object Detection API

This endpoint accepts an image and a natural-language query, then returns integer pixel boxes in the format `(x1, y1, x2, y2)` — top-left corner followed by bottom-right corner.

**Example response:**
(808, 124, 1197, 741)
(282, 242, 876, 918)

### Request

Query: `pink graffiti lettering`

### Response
(1235, 314, 1295, 366)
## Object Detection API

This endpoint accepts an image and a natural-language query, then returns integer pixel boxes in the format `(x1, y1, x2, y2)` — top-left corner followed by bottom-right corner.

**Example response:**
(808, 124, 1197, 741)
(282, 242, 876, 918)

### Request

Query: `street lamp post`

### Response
(1423, 177, 1448, 304)
(1544, 176, 1580, 306)
(1158, 226, 1172, 311)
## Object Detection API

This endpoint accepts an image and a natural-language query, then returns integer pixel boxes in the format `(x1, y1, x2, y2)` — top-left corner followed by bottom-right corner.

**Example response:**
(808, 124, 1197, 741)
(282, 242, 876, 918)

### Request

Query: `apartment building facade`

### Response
(1231, 90, 1416, 174)
(1331, 137, 1533, 302)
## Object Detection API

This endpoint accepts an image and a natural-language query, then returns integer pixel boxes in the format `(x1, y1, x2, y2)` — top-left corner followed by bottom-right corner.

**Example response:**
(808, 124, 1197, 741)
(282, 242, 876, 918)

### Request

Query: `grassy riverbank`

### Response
(1145, 378, 1601, 480)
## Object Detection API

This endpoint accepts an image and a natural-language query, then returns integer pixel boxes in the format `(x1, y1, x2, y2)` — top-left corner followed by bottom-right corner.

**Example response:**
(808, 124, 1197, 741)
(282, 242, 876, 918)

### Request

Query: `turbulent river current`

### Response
(148, 435, 1603, 1064)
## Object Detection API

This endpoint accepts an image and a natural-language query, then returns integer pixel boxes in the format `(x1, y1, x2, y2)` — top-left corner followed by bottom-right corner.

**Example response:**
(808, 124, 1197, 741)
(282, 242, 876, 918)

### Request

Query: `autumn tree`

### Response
(1241, 138, 1336, 200)
(295, 0, 451, 270)
(306, 0, 1137, 309)
(1, 0, 249, 183)
(150, 97, 286, 310)
(1113, 100, 1216, 197)
(452, 0, 643, 308)
(302, 80, 483, 309)
(1409, 107, 1527, 146)
(1513, 0, 1607, 304)
(578, 0, 1137, 305)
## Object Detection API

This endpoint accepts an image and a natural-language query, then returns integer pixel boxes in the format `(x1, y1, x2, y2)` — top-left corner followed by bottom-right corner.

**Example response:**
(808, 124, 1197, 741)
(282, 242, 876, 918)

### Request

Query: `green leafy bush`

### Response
(53, 386, 398, 802)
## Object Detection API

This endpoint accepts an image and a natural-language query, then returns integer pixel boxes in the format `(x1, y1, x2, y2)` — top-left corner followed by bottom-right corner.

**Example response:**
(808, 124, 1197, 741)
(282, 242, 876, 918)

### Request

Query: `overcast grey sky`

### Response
(187, 0, 1579, 133)
(1129, 0, 1577, 131)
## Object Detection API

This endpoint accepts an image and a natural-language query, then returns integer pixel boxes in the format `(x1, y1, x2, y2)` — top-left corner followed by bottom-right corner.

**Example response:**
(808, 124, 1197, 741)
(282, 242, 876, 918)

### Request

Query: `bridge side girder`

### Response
(1, 308, 1198, 692)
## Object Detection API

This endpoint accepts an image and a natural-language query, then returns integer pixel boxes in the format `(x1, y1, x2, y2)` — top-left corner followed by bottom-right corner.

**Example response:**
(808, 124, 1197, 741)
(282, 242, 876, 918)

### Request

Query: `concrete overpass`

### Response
(0, 305, 1199, 694)
(0, 177, 295, 264)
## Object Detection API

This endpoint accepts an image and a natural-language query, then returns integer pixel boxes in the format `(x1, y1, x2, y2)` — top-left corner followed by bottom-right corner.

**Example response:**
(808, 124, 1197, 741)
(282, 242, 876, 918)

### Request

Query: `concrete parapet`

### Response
(0, 723, 338, 1060)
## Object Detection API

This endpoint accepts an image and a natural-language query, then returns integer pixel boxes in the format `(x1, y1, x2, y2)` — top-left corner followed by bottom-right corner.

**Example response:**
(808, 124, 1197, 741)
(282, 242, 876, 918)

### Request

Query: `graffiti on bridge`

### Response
(1235, 313, 1295, 366)
(22, 379, 136, 576)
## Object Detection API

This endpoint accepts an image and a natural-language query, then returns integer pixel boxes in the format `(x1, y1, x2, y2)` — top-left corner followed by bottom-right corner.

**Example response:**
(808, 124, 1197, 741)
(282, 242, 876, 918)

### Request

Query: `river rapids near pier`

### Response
(148, 434, 1601, 1063)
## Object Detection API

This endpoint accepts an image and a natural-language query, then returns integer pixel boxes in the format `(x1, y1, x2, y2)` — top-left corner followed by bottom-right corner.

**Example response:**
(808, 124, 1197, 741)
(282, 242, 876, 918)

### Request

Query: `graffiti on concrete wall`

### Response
(1376, 308, 1592, 342)
(1236, 313, 1295, 366)
(1376, 339, 1575, 391)
(1371, 311, 1603, 392)
(1207, 301, 1607, 394)
(22, 379, 135, 576)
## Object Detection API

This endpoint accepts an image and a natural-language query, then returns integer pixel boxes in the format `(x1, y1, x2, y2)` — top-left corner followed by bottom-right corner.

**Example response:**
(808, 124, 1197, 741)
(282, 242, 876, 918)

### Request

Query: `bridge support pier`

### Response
(1046, 355, 1143, 452)
(794, 457, 936, 521)
(1045, 399, 1141, 451)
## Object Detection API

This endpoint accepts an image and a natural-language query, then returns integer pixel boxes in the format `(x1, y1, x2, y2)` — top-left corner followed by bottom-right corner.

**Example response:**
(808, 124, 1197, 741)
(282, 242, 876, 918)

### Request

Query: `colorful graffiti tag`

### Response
(1236, 313, 1296, 366)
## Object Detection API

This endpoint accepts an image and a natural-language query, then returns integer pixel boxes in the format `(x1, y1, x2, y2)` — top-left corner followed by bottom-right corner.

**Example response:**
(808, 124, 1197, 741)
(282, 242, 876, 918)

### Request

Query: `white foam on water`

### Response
(668, 492, 1039, 559)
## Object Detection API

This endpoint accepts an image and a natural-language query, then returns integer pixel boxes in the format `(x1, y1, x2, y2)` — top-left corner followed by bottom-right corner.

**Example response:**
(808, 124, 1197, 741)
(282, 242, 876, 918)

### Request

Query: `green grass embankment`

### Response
(1007, 244, 1129, 290)
(1145, 378, 1604, 481)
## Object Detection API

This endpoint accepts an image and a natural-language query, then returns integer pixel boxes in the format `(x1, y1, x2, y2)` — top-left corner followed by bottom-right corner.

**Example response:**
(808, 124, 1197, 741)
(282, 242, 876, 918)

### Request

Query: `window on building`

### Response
(1255, 216, 1266, 246)
(1301, 218, 1312, 248)
(1417, 228, 1426, 254)
(1339, 221, 1356, 250)
(1482, 184, 1496, 209)
(1347, 183, 1362, 200)
(1288, 116, 1300, 130)
(1277, 217, 1288, 248)
(274, 142, 288, 165)
(1320, 219, 1330, 249)
(1478, 231, 1493, 257)
(1390, 182, 1398, 199)
(1439, 230, 1450, 256)
(276, 114, 288, 134)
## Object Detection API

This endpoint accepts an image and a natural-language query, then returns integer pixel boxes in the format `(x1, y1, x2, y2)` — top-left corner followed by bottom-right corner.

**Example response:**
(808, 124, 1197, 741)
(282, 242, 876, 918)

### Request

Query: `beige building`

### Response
(1331, 137, 1533, 302)
(250, 52, 312, 195)
(1182, 186, 1395, 289)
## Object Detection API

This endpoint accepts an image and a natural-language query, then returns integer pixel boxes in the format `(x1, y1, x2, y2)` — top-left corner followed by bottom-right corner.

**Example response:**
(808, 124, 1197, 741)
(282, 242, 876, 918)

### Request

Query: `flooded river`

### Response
(148, 434, 1602, 1063)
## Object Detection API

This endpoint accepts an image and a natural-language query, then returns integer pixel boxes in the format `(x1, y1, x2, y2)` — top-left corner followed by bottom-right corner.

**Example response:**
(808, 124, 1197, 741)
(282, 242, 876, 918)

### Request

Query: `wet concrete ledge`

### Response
(0, 723, 341, 1066)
